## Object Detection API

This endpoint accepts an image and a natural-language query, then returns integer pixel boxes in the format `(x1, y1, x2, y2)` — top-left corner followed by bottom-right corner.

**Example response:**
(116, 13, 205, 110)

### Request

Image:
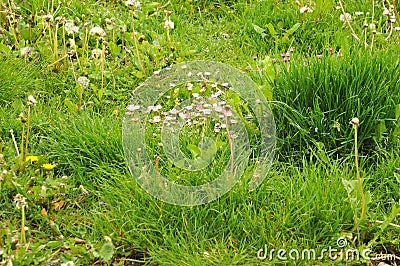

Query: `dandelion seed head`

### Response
(77, 76, 90, 89)
(340, 13, 352, 22)
(350, 117, 360, 128)
(164, 20, 175, 30)
(125, 0, 141, 8)
(28, 95, 37, 105)
(21, 46, 34, 57)
(90, 26, 106, 37)
(91, 48, 103, 58)
(14, 194, 27, 209)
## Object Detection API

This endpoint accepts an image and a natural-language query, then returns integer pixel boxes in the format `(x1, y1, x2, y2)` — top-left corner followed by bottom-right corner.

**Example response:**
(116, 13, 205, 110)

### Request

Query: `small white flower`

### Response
(28, 95, 37, 105)
(369, 23, 376, 30)
(125, 0, 141, 8)
(383, 8, 390, 16)
(90, 26, 106, 37)
(350, 117, 360, 127)
(43, 13, 54, 22)
(21, 46, 34, 57)
(14, 194, 27, 209)
(68, 38, 75, 48)
(300, 6, 313, 13)
(77, 76, 90, 89)
(164, 20, 174, 30)
(64, 20, 79, 35)
(354, 11, 364, 16)
(61, 261, 75, 266)
(127, 105, 141, 111)
(203, 109, 212, 115)
(55, 16, 66, 25)
(340, 13, 352, 22)
(91, 48, 103, 58)
(153, 116, 161, 123)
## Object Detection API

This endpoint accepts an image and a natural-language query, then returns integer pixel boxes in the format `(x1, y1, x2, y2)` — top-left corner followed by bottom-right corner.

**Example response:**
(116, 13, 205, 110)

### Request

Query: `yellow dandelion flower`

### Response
(42, 163, 56, 170)
(26, 156, 39, 163)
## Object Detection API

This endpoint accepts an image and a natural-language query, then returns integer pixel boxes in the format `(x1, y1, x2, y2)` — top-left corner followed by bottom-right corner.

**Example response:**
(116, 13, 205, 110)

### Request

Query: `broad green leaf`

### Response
(187, 144, 201, 158)
(0, 43, 11, 54)
(395, 104, 400, 120)
(253, 24, 266, 38)
(99, 242, 114, 262)
(76, 84, 84, 97)
(97, 89, 104, 100)
(286, 23, 301, 36)
(265, 23, 277, 37)
(64, 98, 77, 113)
(375, 120, 387, 141)
(260, 85, 273, 101)
(215, 141, 226, 149)
(315, 141, 331, 166)
(108, 41, 121, 57)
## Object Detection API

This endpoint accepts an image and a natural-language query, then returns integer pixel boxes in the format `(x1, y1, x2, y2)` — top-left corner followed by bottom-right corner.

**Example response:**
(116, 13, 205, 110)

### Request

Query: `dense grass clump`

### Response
(273, 49, 400, 161)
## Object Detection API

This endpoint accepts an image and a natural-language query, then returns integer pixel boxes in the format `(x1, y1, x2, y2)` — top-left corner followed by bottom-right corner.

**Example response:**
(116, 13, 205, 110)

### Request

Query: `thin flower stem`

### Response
(352, 126, 366, 231)
(375, 220, 400, 229)
(54, 23, 59, 62)
(392, 0, 400, 26)
(338, 0, 360, 41)
(21, 206, 26, 246)
(370, 0, 375, 53)
(9, 130, 20, 156)
(47, 54, 69, 68)
(101, 42, 105, 92)
(25, 105, 31, 157)
(224, 114, 234, 176)
(131, 9, 146, 76)
(72, 33, 82, 71)
(19, 124, 25, 168)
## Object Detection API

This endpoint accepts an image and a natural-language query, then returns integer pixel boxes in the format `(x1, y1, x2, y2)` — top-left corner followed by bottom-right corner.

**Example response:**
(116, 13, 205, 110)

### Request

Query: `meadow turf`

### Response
(0, 0, 400, 265)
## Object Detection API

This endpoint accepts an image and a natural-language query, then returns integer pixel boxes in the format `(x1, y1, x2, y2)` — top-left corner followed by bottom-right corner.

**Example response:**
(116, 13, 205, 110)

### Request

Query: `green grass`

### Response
(0, 0, 400, 265)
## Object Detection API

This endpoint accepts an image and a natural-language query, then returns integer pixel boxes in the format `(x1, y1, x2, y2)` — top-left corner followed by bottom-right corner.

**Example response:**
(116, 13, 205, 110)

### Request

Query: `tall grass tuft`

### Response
(273, 48, 400, 162)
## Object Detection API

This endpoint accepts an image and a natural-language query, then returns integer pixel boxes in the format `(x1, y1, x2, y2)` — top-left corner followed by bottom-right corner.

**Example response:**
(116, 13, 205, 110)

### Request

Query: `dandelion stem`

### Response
(131, 9, 146, 76)
(370, 0, 375, 53)
(54, 23, 59, 62)
(9, 130, 20, 156)
(72, 32, 82, 71)
(20, 206, 26, 247)
(338, 0, 360, 41)
(101, 41, 105, 93)
(47, 54, 69, 68)
(18, 123, 25, 170)
(352, 125, 366, 231)
(224, 113, 234, 177)
(392, 0, 400, 26)
(25, 105, 31, 157)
